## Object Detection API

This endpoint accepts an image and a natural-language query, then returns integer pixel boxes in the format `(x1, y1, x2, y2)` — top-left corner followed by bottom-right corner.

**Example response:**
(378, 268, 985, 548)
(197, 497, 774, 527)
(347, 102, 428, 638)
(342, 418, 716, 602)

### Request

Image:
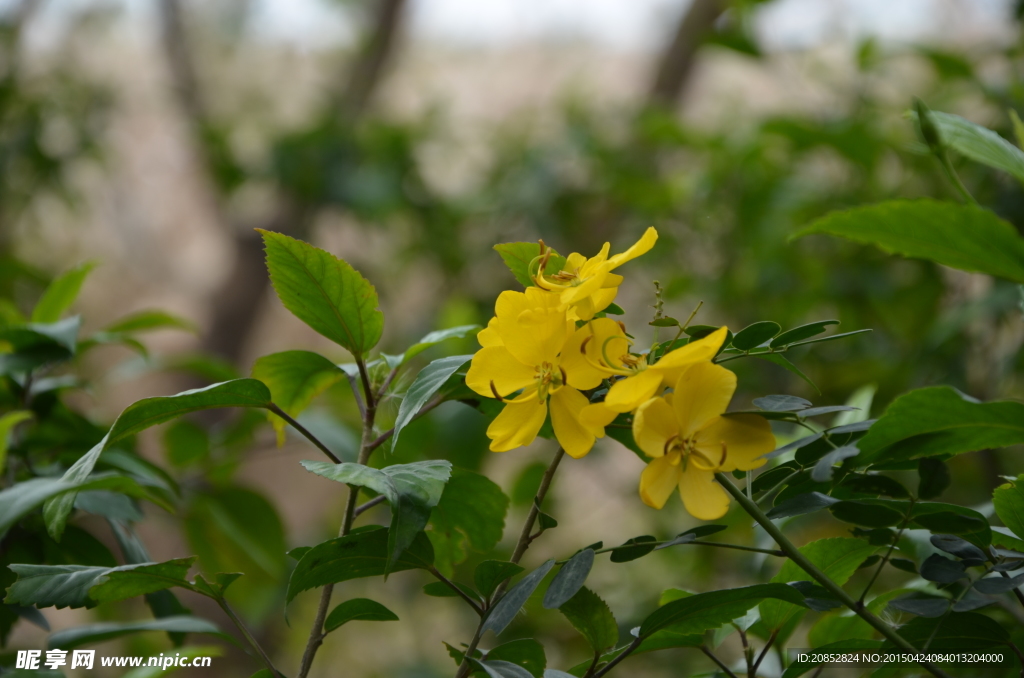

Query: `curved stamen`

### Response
(580, 335, 592, 354)
(489, 381, 505, 402)
(663, 434, 681, 458)
(719, 441, 728, 467)
(558, 366, 567, 385)
(688, 447, 720, 471)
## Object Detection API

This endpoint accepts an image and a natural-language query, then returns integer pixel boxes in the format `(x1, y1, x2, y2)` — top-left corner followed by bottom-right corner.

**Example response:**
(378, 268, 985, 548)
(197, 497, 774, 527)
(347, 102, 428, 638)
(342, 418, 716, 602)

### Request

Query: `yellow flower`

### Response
(631, 362, 774, 520)
(595, 326, 730, 414)
(530, 227, 658, 321)
(466, 301, 608, 458)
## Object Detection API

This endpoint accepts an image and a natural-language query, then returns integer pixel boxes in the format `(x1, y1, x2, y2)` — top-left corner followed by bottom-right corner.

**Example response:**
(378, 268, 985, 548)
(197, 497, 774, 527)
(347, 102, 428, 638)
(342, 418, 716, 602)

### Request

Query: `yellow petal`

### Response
(478, 317, 502, 347)
(561, 261, 612, 306)
(604, 369, 662, 413)
(466, 346, 536, 398)
(678, 467, 730, 520)
(564, 252, 587, 271)
(579, 402, 618, 438)
(671, 362, 737, 437)
(639, 454, 683, 509)
(607, 227, 658, 269)
(588, 287, 619, 317)
(600, 273, 623, 289)
(647, 325, 729, 374)
(572, 295, 598, 322)
(559, 324, 606, 390)
(632, 396, 679, 458)
(696, 414, 774, 472)
(550, 387, 595, 459)
(499, 306, 568, 367)
(487, 397, 548, 452)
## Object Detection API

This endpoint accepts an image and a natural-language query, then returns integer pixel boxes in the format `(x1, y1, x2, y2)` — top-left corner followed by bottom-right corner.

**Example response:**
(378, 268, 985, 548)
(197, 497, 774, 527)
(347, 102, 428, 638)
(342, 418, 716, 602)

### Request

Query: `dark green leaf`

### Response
(303, 459, 451, 573)
(731, 321, 781, 350)
(260, 229, 383, 354)
(994, 475, 1024, 541)
(753, 395, 812, 412)
(798, 405, 858, 418)
(475, 561, 524, 599)
(5, 558, 194, 609)
(324, 598, 398, 632)
(765, 492, 838, 520)
(839, 474, 910, 499)
(474, 659, 534, 678)
(911, 502, 990, 547)
(487, 638, 546, 678)
(46, 615, 225, 650)
(770, 320, 839, 348)
(493, 243, 566, 288)
(762, 433, 823, 461)
(786, 329, 872, 348)
(536, 512, 557, 531)
(252, 351, 346, 444)
(609, 535, 657, 563)
(32, 262, 95, 323)
(829, 500, 905, 528)
(974, 573, 1024, 594)
(920, 554, 966, 583)
(641, 584, 806, 637)
(429, 470, 509, 576)
(883, 612, 1008, 649)
(286, 527, 433, 605)
(543, 549, 594, 609)
(795, 199, 1024, 283)
(930, 534, 986, 563)
(810, 445, 859, 482)
(888, 596, 949, 618)
(392, 355, 472, 449)
(482, 560, 555, 636)
(917, 458, 951, 500)
(559, 586, 618, 652)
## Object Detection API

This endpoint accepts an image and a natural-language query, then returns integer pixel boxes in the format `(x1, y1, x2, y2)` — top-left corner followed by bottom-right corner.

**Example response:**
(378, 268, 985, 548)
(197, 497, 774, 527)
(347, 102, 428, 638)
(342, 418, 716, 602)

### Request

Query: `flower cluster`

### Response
(467, 228, 774, 519)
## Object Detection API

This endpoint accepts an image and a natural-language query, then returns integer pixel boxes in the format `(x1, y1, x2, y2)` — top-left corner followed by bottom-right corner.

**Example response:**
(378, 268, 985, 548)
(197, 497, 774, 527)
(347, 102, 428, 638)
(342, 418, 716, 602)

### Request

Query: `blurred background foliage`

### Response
(3, 0, 1024, 675)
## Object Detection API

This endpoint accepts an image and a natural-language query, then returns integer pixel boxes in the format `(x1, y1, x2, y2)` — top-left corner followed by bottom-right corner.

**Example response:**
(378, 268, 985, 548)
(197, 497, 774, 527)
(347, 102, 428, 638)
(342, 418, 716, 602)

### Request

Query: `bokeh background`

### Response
(3, 0, 1024, 675)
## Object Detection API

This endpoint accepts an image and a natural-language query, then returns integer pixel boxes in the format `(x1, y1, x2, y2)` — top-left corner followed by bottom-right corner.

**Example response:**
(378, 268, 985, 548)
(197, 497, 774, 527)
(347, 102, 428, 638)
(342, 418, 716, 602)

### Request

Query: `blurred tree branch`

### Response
(647, 0, 725, 108)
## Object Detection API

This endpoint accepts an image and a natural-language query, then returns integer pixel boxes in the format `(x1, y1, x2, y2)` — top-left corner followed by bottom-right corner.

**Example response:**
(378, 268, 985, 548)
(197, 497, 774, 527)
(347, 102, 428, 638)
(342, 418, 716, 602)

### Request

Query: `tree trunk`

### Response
(647, 0, 725, 108)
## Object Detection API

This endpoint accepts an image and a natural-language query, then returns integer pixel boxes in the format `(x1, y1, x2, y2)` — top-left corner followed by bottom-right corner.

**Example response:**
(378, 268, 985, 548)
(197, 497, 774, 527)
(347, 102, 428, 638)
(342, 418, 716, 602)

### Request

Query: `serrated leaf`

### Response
(252, 351, 346, 445)
(392, 355, 472, 450)
(286, 526, 433, 605)
(46, 615, 225, 650)
(324, 598, 398, 632)
(543, 549, 594, 609)
(260, 229, 383, 354)
(302, 460, 451, 574)
(32, 262, 95, 323)
(640, 584, 806, 637)
(429, 470, 509, 576)
(928, 111, 1024, 184)
(483, 560, 555, 636)
(795, 199, 1024, 283)
(5, 558, 194, 609)
(559, 586, 618, 652)
(493, 243, 567, 288)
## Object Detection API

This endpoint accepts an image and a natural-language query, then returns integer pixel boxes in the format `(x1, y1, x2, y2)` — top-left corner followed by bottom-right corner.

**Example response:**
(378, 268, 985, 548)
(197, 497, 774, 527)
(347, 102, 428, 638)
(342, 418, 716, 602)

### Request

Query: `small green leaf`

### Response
(5, 558, 194, 609)
(927, 111, 1024, 184)
(483, 560, 555, 636)
(641, 584, 806, 638)
(392, 355, 472, 450)
(32, 262, 96, 323)
(766, 492, 838, 520)
(286, 527, 433, 605)
(475, 561, 524, 599)
(542, 549, 594, 609)
(252, 351, 346, 445)
(104, 310, 197, 334)
(474, 659, 534, 678)
(0, 410, 32, 475)
(302, 460, 451, 574)
(810, 445, 859, 482)
(994, 475, 1024, 541)
(920, 554, 965, 583)
(559, 586, 618, 652)
(609, 535, 657, 563)
(324, 598, 398, 632)
(829, 500, 904, 528)
(46, 616, 224, 650)
(732, 321, 781, 350)
(770, 320, 839, 348)
(260, 229, 383, 355)
(753, 395, 812, 412)
(401, 325, 481, 365)
(649, 317, 679, 327)
(487, 638, 546, 678)
(536, 512, 557, 531)
(493, 243, 566, 288)
(795, 199, 1024, 283)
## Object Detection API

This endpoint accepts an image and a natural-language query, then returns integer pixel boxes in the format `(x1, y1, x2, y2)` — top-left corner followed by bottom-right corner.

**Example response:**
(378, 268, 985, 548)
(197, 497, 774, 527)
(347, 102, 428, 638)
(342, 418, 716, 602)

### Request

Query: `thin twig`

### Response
(752, 629, 778, 675)
(575, 540, 785, 563)
(354, 494, 387, 518)
(268, 403, 342, 464)
(428, 566, 483, 616)
(217, 598, 283, 678)
(858, 502, 915, 604)
(700, 646, 739, 678)
(593, 636, 643, 678)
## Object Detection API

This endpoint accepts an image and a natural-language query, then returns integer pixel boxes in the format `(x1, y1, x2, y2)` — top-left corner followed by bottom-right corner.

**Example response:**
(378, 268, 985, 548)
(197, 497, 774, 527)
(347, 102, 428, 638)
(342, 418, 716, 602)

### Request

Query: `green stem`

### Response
(428, 566, 483, 616)
(938, 150, 976, 204)
(217, 598, 283, 677)
(268, 403, 342, 464)
(858, 503, 915, 604)
(700, 646, 739, 678)
(715, 473, 953, 678)
(593, 636, 643, 678)
(579, 540, 785, 562)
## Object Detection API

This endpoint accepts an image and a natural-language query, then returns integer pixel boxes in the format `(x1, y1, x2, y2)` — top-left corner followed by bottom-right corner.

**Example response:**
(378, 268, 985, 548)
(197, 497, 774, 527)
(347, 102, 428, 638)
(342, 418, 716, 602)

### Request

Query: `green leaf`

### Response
(392, 355, 472, 450)
(5, 558, 194, 609)
(252, 351, 346, 445)
(640, 584, 806, 638)
(856, 387, 1024, 464)
(795, 199, 1024, 283)
(487, 639, 546, 678)
(559, 586, 618, 652)
(770, 320, 839, 348)
(731, 321, 781, 350)
(882, 612, 1009, 650)
(47, 615, 224, 649)
(917, 458, 951, 500)
(994, 475, 1024, 541)
(162, 420, 209, 468)
(103, 310, 197, 334)
(810, 445, 859, 482)
(400, 325, 481, 365)
(609, 535, 657, 563)
(191, 573, 243, 598)
(286, 526, 433, 605)
(766, 492, 839, 520)
(493, 242, 567, 288)
(829, 500, 905, 528)
(302, 459, 451, 574)
(753, 395, 812, 412)
(475, 561, 524, 599)
(429, 470, 509, 576)
(542, 549, 594, 609)
(32, 262, 95, 323)
(928, 111, 1024, 184)
(324, 598, 398, 632)
(260, 229, 383, 355)
(0, 410, 32, 475)
(483, 560, 555, 636)
(760, 538, 877, 631)
(474, 660, 534, 678)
